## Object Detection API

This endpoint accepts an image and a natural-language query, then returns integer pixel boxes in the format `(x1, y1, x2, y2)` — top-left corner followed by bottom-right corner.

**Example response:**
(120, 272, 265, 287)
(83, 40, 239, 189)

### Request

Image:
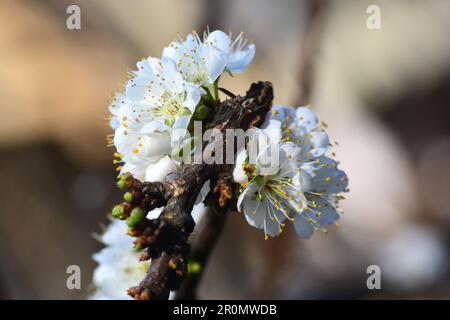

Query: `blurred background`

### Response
(1, 0, 450, 299)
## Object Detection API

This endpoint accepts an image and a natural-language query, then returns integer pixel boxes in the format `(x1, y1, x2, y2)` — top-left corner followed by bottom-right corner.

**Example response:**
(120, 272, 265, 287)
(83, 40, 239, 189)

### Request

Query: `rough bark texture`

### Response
(121, 82, 273, 300)
(173, 206, 228, 300)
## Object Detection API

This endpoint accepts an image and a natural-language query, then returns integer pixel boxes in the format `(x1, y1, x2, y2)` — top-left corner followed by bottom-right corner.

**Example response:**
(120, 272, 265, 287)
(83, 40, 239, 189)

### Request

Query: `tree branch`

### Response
(117, 81, 273, 300)
(173, 205, 228, 300)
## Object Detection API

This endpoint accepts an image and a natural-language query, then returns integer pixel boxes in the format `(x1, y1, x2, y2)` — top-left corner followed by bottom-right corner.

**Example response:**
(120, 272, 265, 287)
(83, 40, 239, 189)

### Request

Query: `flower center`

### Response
(264, 179, 290, 198)
(154, 92, 190, 124)
(188, 68, 209, 86)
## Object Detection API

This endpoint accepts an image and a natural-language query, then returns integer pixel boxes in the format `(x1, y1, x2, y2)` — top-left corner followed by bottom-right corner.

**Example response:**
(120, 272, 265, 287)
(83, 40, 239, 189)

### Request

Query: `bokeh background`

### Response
(1, 0, 450, 299)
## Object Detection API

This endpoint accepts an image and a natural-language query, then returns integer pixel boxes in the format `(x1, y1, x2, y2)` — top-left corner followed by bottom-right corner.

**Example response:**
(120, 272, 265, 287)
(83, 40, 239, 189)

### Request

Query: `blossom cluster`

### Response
(107, 29, 349, 239)
(108, 30, 255, 182)
(94, 30, 255, 299)
(94, 29, 348, 299)
(233, 105, 348, 239)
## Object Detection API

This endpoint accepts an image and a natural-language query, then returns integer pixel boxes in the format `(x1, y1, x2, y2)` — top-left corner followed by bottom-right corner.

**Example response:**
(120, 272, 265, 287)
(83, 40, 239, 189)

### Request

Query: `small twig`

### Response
(219, 87, 236, 98)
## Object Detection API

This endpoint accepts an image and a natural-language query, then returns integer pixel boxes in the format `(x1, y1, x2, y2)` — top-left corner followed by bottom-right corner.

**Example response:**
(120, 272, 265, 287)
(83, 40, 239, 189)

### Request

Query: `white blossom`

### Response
(163, 32, 227, 86)
(91, 220, 150, 300)
(125, 56, 203, 128)
(234, 107, 348, 239)
(110, 56, 203, 181)
(204, 30, 255, 74)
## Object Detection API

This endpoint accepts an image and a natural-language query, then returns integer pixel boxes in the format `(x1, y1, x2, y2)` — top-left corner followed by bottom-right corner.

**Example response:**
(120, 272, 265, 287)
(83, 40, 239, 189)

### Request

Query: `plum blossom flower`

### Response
(110, 94, 178, 181)
(233, 120, 309, 238)
(234, 107, 348, 239)
(163, 32, 227, 86)
(110, 56, 204, 181)
(234, 141, 310, 239)
(204, 30, 256, 74)
(91, 220, 150, 300)
(125, 56, 203, 129)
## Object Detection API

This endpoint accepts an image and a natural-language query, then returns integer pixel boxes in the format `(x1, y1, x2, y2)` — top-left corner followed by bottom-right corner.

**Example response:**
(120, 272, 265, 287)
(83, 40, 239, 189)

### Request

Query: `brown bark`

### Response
(174, 206, 228, 300)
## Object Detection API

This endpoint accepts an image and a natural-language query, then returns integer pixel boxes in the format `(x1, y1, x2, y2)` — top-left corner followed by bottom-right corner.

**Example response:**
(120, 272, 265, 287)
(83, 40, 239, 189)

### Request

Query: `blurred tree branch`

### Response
(296, 0, 329, 105)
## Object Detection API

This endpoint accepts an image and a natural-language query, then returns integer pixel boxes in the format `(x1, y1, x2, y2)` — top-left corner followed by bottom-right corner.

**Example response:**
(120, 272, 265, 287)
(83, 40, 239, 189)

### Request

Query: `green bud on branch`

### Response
(126, 207, 145, 228)
(123, 192, 133, 202)
(112, 204, 125, 219)
(187, 261, 202, 276)
(193, 104, 211, 120)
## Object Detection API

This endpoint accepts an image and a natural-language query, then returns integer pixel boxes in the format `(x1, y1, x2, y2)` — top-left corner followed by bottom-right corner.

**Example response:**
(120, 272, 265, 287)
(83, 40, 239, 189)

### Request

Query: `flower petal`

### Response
(233, 149, 249, 183)
(126, 76, 150, 101)
(243, 197, 265, 229)
(295, 107, 320, 133)
(144, 156, 178, 182)
(206, 30, 231, 53)
(293, 216, 315, 238)
(227, 43, 255, 73)
(201, 44, 227, 83)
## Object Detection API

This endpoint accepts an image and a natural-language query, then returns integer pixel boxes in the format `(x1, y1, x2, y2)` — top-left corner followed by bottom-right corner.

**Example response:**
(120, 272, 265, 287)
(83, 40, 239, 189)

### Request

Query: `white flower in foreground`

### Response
(110, 56, 203, 181)
(204, 30, 256, 74)
(110, 29, 256, 183)
(110, 96, 179, 181)
(163, 32, 227, 86)
(234, 107, 348, 239)
(233, 120, 308, 238)
(126, 56, 203, 129)
(235, 141, 309, 239)
(91, 220, 150, 300)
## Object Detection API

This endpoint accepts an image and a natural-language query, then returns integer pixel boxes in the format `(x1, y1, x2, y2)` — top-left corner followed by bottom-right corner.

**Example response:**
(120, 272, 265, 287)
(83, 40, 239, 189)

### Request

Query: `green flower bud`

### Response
(116, 179, 127, 190)
(188, 261, 202, 275)
(118, 173, 127, 181)
(123, 192, 133, 202)
(193, 104, 210, 120)
(111, 205, 125, 219)
(117, 172, 133, 190)
(126, 207, 145, 228)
